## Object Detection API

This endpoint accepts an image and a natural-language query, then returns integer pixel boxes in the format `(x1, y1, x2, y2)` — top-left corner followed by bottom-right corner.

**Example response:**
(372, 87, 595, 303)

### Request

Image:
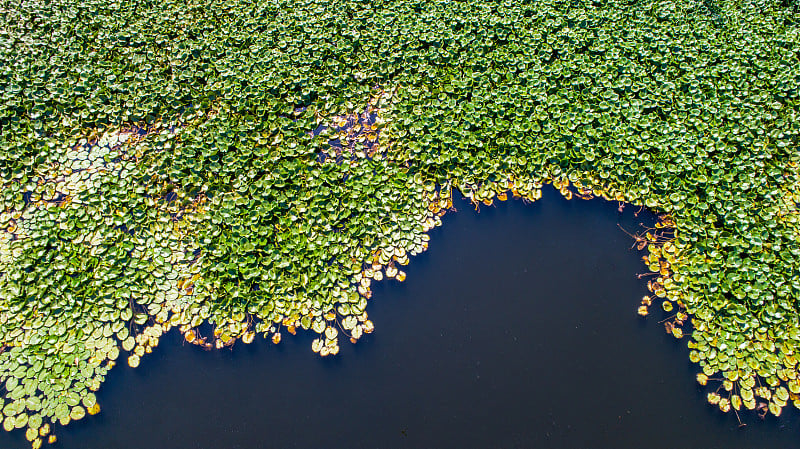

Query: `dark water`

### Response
(3, 187, 800, 449)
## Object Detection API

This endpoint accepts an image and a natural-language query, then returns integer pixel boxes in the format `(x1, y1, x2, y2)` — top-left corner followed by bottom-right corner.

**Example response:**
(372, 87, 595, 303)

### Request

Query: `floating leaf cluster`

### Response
(1, 0, 799, 445)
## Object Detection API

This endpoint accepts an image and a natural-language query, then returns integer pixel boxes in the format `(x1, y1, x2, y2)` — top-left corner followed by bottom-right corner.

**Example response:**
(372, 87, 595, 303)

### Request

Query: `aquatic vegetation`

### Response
(1, 0, 799, 445)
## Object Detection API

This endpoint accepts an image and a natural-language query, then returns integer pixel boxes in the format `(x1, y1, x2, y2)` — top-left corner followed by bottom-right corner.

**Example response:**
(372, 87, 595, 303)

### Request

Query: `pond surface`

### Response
(2, 187, 799, 448)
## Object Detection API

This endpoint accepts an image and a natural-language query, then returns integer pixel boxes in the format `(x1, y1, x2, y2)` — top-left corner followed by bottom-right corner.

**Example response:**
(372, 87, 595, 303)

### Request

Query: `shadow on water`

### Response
(2, 186, 799, 449)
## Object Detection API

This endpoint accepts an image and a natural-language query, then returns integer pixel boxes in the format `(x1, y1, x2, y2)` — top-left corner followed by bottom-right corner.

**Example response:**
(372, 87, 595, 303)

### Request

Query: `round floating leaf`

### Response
(776, 386, 790, 402)
(128, 355, 140, 368)
(70, 406, 86, 421)
(769, 402, 783, 417)
(14, 413, 27, 429)
(88, 403, 101, 416)
(696, 373, 708, 386)
(65, 392, 80, 407)
(325, 327, 338, 340)
(54, 403, 69, 420)
(25, 396, 41, 412)
(2, 416, 14, 432)
(242, 331, 255, 344)
(28, 413, 42, 431)
(82, 393, 97, 409)
(342, 316, 357, 330)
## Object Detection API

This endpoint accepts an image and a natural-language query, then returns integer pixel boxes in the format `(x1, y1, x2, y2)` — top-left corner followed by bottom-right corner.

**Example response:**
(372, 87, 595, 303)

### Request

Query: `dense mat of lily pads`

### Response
(1, 0, 799, 445)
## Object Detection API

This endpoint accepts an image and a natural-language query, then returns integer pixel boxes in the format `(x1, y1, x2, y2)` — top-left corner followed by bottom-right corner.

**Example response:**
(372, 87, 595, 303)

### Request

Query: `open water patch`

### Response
(1, 188, 798, 449)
